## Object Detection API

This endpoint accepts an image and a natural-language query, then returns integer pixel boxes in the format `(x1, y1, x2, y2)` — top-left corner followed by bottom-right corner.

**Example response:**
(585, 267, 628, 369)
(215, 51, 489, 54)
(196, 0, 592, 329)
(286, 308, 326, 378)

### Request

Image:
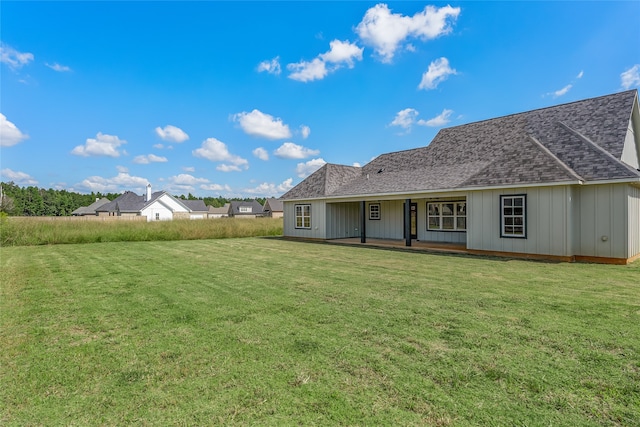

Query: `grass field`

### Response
(1, 237, 639, 425)
(0, 216, 283, 246)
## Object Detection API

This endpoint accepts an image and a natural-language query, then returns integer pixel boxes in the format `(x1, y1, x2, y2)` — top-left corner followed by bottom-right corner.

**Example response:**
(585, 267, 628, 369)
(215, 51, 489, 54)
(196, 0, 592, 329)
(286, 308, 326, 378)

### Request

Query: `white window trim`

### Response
(427, 201, 466, 231)
(369, 203, 381, 220)
(294, 204, 311, 229)
(500, 195, 527, 238)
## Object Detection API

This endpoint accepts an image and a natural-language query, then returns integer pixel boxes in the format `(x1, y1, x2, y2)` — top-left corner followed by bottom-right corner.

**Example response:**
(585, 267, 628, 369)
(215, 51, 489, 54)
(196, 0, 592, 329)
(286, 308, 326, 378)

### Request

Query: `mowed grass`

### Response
(1, 238, 639, 425)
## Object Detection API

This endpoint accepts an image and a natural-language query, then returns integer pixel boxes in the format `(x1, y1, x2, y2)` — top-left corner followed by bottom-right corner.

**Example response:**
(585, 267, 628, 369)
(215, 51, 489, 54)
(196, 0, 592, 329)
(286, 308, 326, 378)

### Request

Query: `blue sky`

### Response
(1, 1, 639, 198)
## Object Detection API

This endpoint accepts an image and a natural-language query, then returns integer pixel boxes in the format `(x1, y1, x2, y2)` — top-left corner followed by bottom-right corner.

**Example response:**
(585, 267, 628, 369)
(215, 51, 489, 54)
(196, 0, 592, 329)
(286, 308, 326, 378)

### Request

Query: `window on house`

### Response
(500, 195, 526, 238)
(155, 212, 160, 221)
(239, 206, 252, 213)
(369, 203, 380, 220)
(427, 201, 466, 231)
(295, 204, 311, 229)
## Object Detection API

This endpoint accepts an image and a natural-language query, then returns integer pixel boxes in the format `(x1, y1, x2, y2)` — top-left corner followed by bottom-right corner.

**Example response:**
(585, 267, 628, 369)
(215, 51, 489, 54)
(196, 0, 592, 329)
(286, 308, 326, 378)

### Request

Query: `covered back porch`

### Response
(325, 196, 468, 248)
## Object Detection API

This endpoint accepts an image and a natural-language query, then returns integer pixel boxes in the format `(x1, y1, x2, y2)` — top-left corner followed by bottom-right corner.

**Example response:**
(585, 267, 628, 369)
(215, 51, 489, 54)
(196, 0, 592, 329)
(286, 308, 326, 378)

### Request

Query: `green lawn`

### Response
(1, 238, 639, 425)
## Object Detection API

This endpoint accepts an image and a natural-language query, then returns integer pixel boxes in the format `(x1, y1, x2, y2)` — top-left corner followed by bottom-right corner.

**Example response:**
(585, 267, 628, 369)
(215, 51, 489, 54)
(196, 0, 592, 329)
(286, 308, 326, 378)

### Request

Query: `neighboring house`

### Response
(96, 184, 207, 221)
(71, 197, 111, 216)
(263, 198, 284, 218)
(180, 199, 209, 219)
(208, 203, 231, 218)
(281, 90, 640, 264)
(229, 200, 264, 218)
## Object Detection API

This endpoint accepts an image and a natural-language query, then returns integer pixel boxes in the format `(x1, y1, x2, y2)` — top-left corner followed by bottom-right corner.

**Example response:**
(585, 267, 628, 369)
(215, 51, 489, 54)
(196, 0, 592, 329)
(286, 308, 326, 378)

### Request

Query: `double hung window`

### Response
(500, 195, 526, 238)
(294, 204, 311, 229)
(369, 203, 380, 220)
(427, 201, 466, 231)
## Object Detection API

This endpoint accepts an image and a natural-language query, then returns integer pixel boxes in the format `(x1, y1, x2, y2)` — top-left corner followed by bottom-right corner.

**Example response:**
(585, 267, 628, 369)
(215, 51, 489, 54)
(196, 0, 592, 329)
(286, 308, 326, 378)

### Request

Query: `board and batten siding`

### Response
(467, 186, 573, 257)
(283, 200, 327, 239)
(364, 200, 404, 240)
(629, 185, 640, 258)
(326, 202, 360, 239)
(574, 183, 630, 259)
(417, 197, 467, 244)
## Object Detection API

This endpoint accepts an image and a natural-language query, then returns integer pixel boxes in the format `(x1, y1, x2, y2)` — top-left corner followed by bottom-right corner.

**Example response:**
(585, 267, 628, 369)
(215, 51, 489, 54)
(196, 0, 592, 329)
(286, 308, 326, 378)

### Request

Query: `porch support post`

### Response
(360, 201, 366, 243)
(405, 198, 412, 247)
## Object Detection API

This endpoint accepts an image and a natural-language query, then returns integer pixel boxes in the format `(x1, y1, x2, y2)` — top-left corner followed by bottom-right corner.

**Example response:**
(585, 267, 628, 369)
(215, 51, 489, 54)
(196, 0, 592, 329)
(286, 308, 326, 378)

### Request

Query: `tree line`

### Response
(0, 182, 266, 216)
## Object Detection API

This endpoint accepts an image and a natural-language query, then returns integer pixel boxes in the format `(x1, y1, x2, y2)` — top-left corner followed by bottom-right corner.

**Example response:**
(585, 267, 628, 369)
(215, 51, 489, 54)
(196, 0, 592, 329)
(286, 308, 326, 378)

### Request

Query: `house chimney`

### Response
(146, 184, 152, 202)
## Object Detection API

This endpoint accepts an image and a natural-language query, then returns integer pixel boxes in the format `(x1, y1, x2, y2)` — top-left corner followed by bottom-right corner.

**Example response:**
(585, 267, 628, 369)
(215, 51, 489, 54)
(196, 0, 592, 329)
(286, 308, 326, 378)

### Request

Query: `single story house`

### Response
(263, 198, 284, 218)
(71, 197, 111, 216)
(96, 184, 208, 221)
(229, 200, 264, 218)
(281, 90, 640, 264)
(208, 203, 231, 218)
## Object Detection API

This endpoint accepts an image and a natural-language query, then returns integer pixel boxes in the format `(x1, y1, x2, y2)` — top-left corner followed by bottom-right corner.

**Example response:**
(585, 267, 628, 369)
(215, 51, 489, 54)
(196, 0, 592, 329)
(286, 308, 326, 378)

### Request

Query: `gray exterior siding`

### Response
(467, 186, 573, 257)
(283, 201, 327, 239)
(365, 200, 404, 240)
(326, 202, 360, 239)
(629, 185, 640, 258)
(574, 184, 629, 259)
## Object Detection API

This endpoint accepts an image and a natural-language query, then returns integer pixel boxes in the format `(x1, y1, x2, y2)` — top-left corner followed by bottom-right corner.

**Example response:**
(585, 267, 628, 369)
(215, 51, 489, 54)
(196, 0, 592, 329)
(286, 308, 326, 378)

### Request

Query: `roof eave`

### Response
(281, 179, 588, 202)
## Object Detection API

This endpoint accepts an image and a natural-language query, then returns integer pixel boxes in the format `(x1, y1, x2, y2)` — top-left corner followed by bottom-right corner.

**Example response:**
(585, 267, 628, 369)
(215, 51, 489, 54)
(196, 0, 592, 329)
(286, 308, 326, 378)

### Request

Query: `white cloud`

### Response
(232, 109, 292, 140)
(576, 70, 584, 79)
(295, 158, 326, 178)
(183, 166, 195, 172)
(288, 58, 328, 82)
(243, 178, 294, 196)
(320, 39, 364, 68)
(418, 57, 457, 90)
(253, 147, 269, 161)
(621, 64, 640, 89)
(133, 154, 168, 164)
(155, 125, 189, 143)
(300, 125, 311, 139)
(153, 143, 165, 149)
(0, 114, 29, 147)
(216, 164, 243, 172)
(288, 39, 363, 82)
(164, 174, 211, 194)
(417, 109, 453, 127)
(169, 174, 209, 186)
(76, 171, 148, 193)
(0, 43, 34, 70)
(257, 56, 281, 75)
(71, 132, 127, 158)
(389, 108, 419, 131)
(0, 168, 38, 186)
(45, 62, 71, 72)
(356, 4, 460, 63)
(201, 183, 232, 192)
(352, 162, 362, 167)
(274, 142, 320, 159)
(193, 138, 248, 171)
(553, 84, 573, 98)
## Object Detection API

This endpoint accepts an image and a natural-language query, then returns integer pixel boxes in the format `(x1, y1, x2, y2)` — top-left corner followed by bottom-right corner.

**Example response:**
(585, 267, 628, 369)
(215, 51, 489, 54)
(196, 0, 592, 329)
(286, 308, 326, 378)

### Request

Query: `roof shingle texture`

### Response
(282, 90, 639, 200)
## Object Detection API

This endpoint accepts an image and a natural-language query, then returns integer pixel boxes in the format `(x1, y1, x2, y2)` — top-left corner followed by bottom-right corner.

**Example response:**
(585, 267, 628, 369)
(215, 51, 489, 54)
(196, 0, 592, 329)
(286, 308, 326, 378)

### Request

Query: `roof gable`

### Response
(264, 198, 283, 211)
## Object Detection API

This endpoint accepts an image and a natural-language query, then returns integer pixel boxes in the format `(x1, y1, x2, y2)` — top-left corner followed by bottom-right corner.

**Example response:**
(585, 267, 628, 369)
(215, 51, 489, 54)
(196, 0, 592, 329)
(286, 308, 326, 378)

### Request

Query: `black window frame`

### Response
(500, 194, 527, 238)
(369, 203, 381, 220)
(294, 204, 311, 229)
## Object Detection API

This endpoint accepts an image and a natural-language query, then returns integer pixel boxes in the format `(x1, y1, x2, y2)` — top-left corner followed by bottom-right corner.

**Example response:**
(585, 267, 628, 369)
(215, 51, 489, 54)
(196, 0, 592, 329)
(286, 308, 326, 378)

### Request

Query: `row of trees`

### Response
(0, 182, 267, 216)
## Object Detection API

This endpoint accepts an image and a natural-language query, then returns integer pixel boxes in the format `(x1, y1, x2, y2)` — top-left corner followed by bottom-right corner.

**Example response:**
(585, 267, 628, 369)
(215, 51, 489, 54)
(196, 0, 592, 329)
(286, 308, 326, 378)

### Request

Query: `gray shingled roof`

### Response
(71, 197, 111, 215)
(182, 199, 207, 211)
(264, 197, 283, 212)
(282, 90, 640, 200)
(96, 190, 194, 213)
(229, 200, 264, 215)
